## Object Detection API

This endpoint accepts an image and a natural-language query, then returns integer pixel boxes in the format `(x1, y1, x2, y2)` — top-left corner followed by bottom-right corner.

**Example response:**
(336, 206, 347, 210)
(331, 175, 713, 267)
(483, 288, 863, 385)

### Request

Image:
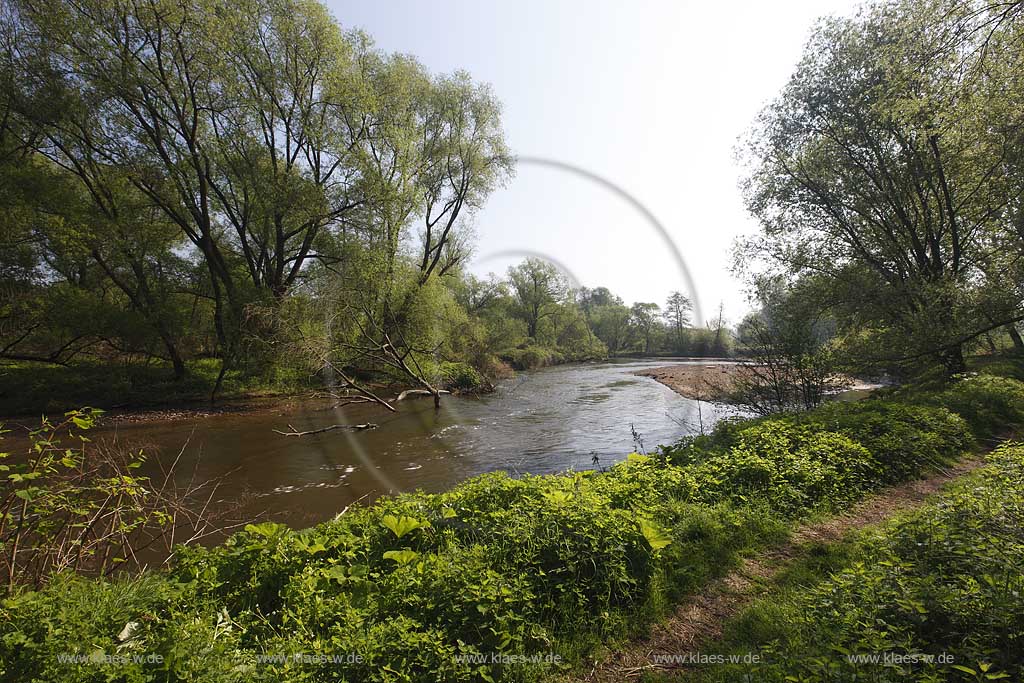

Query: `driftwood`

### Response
(274, 423, 378, 437)
(395, 388, 452, 402)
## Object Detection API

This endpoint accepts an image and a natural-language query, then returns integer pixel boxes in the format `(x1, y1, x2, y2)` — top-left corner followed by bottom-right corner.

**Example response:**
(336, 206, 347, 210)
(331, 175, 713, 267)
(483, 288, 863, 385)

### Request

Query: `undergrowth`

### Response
(0, 375, 1019, 682)
(670, 440, 1024, 682)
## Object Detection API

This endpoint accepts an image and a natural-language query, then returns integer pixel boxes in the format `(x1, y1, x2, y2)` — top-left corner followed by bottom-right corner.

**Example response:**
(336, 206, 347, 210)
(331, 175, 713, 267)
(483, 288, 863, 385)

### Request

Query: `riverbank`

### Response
(634, 363, 742, 400)
(0, 358, 493, 423)
(3, 374, 1022, 682)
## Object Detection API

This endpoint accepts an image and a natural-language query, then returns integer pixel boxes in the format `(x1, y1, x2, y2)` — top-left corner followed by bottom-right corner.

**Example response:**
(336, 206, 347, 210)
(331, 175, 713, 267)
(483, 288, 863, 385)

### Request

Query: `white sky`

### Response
(324, 0, 862, 325)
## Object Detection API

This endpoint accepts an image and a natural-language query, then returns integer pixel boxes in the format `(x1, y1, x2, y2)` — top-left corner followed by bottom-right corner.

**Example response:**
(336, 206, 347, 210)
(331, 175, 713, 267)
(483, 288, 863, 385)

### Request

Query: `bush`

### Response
(790, 401, 972, 482)
(688, 424, 877, 513)
(926, 374, 1024, 440)
(664, 400, 971, 504)
(439, 361, 486, 392)
(697, 442, 1024, 682)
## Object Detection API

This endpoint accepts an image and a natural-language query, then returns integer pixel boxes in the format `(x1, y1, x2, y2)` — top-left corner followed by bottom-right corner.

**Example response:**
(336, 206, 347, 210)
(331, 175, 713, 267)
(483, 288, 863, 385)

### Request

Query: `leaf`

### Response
(244, 522, 288, 538)
(380, 515, 430, 539)
(323, 566, 348, 583)
(14, 489, 34, 501)
(951, 665, 978, 676)
(383, 549, 419, 566)
(542, 490, 573, 505)
(638, 518, 672, 551)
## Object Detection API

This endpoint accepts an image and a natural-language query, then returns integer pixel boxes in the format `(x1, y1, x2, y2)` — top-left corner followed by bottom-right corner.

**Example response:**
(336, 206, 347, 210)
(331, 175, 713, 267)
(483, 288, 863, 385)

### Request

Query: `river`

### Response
(95, 359, 737, 529)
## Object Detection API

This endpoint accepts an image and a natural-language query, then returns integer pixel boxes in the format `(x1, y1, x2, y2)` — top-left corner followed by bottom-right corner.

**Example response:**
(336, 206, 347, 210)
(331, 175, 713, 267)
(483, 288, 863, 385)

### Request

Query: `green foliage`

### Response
(4, 373, 1021, 681)
(925, 374, 1024, 441)
(664, 398, 972, 509)
(502, 345, 562, 370)
(439, 362, 486, 392)
(687, 442, 1024, 683)
(738, 0, 1024, 378)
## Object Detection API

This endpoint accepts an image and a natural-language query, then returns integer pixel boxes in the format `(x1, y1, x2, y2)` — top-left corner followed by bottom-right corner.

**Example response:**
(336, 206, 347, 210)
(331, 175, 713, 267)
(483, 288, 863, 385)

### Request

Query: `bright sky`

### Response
(325, 0, 861, 326)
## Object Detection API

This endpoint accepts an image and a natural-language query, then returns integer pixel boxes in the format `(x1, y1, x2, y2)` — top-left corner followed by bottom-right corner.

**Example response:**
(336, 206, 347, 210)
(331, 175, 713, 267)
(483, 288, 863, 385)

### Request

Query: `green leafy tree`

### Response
(740, 0, 1024, 377)
(664, 291, 692, 353)
(629, 302, 661, 355)
(507, 258, 568, 340)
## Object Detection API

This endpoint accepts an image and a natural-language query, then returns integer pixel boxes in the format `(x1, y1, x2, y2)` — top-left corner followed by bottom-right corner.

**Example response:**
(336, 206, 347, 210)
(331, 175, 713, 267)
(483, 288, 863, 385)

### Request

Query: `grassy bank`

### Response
(2, 376, 1023, 682)
(666, 440, 1024, 682)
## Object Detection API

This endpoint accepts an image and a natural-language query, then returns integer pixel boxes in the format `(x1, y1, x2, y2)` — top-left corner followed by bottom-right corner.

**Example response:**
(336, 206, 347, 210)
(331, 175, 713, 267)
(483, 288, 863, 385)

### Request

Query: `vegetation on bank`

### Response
(668, 439, 1024, 683)
(2, 374, 1022, 682)
(1, 0, 724, 415)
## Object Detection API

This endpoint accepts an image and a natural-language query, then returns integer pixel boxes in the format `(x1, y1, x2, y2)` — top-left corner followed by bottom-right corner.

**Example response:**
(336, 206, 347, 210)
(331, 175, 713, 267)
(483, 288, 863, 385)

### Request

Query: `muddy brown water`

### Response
(14, 360, 739, 532)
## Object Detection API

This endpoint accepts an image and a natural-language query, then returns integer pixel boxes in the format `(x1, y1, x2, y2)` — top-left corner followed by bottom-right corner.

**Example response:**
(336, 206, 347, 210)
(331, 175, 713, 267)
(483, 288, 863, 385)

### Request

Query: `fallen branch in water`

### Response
(395, 389, 451, 402)
(273, 423, 378, 437)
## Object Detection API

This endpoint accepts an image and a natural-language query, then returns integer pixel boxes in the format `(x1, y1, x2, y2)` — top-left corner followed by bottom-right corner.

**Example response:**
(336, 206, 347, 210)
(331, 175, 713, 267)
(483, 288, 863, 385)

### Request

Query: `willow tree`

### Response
(315, 57, 512, 408)
(8, 0, 370, 393)
(242, 25, 513, 410)
(740, 0, 1024, 376)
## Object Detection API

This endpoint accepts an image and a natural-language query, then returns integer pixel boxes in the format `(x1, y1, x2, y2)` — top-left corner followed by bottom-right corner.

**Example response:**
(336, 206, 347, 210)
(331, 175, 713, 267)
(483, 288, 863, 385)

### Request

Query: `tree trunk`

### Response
(165, 337, 187, 380)
(985, 333, 998, 354)
(939, 344, 966, 378)
(1007, 324, 1024, 352)
(210, 353, 231, 406)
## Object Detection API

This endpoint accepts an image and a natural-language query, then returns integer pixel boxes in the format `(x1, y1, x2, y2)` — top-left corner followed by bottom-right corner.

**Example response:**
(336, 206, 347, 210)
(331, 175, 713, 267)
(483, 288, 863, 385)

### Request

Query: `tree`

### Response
(629, 302, 661, 355)
(740, 0, 1024, 378)
(708, 302, 729, 357)
(507, 258, 567, 340)
(4, 0, 511, 402)
(731, 277, 845, 415)
(8, 0, 370, 393)
(663, 291, 692, 353)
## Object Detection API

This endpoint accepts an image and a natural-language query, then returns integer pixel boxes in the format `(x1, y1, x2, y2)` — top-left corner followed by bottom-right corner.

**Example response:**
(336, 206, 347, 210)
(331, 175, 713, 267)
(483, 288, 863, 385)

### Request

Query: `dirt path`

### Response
(570, 456, 985, 682)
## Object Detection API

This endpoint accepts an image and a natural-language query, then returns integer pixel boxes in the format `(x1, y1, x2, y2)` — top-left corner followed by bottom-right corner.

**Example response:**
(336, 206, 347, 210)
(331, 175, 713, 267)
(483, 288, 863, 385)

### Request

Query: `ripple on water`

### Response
(572, 393, 611, 405)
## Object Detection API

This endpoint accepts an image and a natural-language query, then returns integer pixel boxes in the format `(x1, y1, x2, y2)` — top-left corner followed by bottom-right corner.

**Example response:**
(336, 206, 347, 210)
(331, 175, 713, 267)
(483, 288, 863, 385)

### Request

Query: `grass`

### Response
(660, 442, 1024, 682)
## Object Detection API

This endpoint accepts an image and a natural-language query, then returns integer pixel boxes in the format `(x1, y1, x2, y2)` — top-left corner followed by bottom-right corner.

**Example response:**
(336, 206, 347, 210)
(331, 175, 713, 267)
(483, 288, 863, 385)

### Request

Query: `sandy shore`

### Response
(634, 363, 742, 401)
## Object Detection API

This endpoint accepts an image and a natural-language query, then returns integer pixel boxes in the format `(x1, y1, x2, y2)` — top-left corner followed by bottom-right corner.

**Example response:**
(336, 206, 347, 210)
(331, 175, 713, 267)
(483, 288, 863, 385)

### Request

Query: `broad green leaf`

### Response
(380, 515, 430, 539)
(638, 518, 672, 551)
(383, 549, 419, 566)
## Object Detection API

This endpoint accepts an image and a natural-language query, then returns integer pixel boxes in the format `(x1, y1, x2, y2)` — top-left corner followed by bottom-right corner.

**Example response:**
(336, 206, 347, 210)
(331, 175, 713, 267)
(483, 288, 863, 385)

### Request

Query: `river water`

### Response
(96, 359, 737, 529)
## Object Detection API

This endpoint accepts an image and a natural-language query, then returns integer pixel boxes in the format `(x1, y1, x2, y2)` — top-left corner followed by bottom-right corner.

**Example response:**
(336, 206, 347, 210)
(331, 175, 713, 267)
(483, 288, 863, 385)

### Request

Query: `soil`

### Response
(634, 364, 744, 401)
(569, 456, 986, 682)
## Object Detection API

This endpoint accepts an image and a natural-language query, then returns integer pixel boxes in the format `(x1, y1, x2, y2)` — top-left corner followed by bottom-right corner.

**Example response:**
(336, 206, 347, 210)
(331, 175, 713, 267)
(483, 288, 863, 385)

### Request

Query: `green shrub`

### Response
(791, 401, 972, 482)
(693, 442, 1024, 683)
(440, 361, 486, 392)
(927, 374, 1024, 440)
(687, 424, 876, 513)
(0, 573, 246, 683)
(664, 401, 971, 508)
